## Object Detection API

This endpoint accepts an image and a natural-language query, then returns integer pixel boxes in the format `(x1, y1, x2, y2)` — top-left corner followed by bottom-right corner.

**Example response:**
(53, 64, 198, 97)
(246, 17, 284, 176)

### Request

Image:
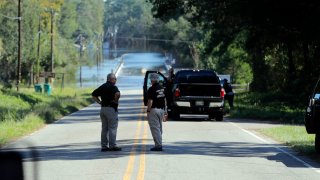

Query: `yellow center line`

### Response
(137, 117, 148, 180)
(123, 119, 142, 180)
(123, 102, 146, 180)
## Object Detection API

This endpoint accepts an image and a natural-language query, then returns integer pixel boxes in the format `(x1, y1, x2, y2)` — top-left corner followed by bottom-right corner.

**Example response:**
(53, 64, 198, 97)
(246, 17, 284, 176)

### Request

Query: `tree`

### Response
(0, 0, 105, 87)
(147, 0, 320, 96)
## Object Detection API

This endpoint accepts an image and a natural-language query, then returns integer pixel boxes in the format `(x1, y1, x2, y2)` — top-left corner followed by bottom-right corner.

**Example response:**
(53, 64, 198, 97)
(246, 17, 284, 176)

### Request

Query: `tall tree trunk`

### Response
(29, 62, 34, 88)
(249, 42, 269, 92)
(189, 43, 200, 68)
(286, 40, 296, 84)
(302, 41, 310, 78)
(314, 43, 320, 77)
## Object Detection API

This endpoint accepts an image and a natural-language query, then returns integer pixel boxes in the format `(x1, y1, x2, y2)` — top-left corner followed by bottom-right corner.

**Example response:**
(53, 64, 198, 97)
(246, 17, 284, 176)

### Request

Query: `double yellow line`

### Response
(123, 103, 148, 180)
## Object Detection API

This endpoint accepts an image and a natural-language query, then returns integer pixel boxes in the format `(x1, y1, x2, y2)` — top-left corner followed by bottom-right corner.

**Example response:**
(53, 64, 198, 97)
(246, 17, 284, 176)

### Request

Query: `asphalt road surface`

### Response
(3, 53, 320, 180)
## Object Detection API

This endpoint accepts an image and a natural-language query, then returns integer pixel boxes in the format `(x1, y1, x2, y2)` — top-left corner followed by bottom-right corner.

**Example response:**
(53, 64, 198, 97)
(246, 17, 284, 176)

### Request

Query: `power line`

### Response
(0, 13, 21, 20)
(117, 36, 194, 44)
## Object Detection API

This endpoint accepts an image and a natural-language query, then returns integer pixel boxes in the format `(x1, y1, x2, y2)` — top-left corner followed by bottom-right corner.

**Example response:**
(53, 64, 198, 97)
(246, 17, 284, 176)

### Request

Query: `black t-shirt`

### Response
(91, 82, 120, 106)
(147, 83, 166, 109)
(223, 82, 233, 93)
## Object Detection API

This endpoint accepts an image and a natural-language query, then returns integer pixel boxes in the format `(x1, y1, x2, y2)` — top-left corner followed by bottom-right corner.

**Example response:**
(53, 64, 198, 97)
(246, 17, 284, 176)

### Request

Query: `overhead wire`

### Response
(0, 13, 21, 20)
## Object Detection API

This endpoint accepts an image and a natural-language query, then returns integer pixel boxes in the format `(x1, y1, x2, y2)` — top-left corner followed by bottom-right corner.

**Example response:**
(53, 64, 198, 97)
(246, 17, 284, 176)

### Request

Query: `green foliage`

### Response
(0, 0, 104, 86)
(59, 0, 78, 39)
(105, 0, 150, 35)
(104, 0, 201, 67)
(0, 87, 93, 147)
(0, 1, 19, 82)
(147, 0, 320, 97)
(74, 0, 104, 39)
(204, 33, 252, 84)
(0, 113, 44, 146)
(230, 92, 305, 123)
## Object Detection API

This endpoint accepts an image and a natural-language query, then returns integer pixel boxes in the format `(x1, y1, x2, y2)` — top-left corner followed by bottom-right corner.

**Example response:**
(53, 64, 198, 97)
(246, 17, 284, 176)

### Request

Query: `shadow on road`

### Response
(4, 139, 318, 169)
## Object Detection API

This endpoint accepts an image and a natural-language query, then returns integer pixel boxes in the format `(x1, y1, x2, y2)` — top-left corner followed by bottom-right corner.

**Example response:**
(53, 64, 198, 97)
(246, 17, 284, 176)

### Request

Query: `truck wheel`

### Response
(171, 108, 180, 120)
(209, 113, 215, 120)
(215, 113, 223, 121)
(315, 133, 320, 153)
(172, 112, 180, 120)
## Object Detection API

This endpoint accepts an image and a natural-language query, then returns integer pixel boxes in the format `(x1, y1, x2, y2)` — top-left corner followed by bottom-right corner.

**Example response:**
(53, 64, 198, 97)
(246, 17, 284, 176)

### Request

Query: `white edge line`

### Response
(229, 122, 320, 174)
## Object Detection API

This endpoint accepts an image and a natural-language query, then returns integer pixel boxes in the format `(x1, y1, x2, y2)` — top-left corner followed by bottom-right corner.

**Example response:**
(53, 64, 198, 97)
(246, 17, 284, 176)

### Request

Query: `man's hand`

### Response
(92, 96, 101, 104)
(162, 112, 168, 122)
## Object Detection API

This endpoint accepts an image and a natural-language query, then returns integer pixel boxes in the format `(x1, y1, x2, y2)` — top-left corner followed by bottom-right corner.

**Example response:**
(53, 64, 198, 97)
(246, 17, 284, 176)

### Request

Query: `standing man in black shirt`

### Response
(223, 79, 234, 108)
(92, 73, 121, 151)
(146, 73, 168, 151)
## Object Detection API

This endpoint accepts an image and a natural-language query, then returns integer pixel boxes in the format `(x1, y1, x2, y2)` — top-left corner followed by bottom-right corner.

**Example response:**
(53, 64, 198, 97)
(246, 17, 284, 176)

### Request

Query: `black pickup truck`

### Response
(143, 69, 225, 120)
(305, 77, 320, 153)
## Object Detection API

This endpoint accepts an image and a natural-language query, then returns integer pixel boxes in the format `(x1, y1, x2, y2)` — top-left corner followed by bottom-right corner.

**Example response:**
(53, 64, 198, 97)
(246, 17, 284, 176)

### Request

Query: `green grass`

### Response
(259, 125, 315, 153)
(0, 86, 93, 147)
(0, 113, 44, 145)
(259, 125, 320, 162)
(229, 92, 305, 124)
(228, 92, 320, 159)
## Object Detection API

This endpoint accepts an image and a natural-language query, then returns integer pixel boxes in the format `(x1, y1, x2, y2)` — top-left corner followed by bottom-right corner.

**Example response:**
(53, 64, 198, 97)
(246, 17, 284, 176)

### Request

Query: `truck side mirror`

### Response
(310, 98, 315, 106)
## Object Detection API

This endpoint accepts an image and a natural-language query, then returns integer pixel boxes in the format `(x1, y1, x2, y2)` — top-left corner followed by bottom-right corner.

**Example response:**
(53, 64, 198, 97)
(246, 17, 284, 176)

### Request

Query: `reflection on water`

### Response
(77, 59, 121, 87)
(120, 53, 168, 76)
(78, 49, 169, 88)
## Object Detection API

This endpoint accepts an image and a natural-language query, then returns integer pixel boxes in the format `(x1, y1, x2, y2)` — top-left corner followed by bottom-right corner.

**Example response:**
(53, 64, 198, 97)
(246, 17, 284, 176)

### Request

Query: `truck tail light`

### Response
(220, 88, 225, 98)
(174, 88, 181, 97)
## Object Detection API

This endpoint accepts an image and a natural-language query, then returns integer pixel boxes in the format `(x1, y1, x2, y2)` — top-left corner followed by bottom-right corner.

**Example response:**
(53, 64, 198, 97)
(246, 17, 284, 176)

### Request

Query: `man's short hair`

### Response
(107, 73, 116, 81)
(150, 73, 159, 82)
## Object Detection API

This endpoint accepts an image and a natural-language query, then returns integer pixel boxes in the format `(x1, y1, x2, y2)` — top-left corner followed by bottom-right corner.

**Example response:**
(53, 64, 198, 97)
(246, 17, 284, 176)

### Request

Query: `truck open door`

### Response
(143, 71, 167, 106)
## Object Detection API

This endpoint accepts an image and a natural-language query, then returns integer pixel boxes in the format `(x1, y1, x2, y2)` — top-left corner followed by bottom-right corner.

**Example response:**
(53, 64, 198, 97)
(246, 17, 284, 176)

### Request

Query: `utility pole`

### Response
(16, 0, 22, 91)
(50, 9, 54, 74)
(114, 25, 118, 58)
(36, 15, 41, 84)
(79, 34, 83, 88)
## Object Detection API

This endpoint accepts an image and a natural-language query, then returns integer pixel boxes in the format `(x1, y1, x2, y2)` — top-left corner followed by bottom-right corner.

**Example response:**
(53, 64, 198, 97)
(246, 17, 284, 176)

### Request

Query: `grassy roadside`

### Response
(229, 92, 305, 124)
(258, 125, 316, 153)
(228, 92, 320, 158)
(0, 86, 93, 147)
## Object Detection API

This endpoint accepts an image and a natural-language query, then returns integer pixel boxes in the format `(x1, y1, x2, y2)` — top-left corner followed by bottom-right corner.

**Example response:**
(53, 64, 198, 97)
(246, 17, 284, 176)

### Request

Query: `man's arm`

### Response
(147, 99, 153, 113)
(92, 96, 101, 104)
(163, 98, 168, 122)
(114, 92, 120, 103)
(164, 98, 168, 113)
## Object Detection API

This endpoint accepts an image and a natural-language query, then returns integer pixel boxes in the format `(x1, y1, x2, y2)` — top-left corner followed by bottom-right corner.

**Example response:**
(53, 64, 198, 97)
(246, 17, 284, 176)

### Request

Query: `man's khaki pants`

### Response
(100, 107, 118, 148)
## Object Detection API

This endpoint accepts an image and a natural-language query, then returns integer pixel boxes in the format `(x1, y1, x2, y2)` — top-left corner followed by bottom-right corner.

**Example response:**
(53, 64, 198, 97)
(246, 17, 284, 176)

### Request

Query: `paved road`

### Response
(4, 52, 320, 179)
(3, 88, 320, 180)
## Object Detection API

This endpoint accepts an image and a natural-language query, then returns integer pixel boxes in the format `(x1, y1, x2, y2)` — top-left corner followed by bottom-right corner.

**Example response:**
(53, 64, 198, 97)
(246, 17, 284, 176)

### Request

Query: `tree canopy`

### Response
(148, 0, 320, 96)
(0, 0, 105, 87)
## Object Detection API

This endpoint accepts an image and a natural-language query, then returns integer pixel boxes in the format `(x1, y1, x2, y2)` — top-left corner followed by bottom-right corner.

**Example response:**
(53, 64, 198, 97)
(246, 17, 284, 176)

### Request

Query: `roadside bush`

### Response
(230, 92, 305, 124)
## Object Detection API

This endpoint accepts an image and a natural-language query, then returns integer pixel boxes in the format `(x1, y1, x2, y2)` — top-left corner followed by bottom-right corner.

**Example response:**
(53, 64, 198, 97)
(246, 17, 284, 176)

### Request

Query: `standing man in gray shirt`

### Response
(92, 73, 121, 151)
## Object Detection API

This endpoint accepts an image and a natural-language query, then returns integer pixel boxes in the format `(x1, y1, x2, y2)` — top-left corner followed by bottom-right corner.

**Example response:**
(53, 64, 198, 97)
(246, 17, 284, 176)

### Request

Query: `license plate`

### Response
(195, 101, 204, 106)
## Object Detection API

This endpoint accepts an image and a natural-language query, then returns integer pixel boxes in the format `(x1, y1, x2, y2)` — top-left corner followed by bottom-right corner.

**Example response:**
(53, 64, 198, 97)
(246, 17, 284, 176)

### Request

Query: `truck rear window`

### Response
(174, 70, 220, 83)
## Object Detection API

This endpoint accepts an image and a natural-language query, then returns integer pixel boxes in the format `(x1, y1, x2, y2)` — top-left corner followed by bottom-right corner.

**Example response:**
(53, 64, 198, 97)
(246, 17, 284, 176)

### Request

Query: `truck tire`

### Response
(173, 112, 180, 120)
(215, 112, 223, 121)
(209, 113, 215, 120)
(171, 108, 180, 120)
(316, 133, 320, 153)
